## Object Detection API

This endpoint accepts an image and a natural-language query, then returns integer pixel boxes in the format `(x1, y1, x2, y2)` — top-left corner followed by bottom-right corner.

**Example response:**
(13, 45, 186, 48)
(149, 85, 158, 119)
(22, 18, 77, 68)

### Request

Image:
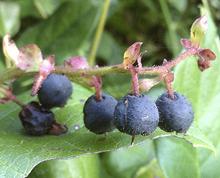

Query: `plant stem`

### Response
(88, 0, 111, 66)
(0, 48, 198, 85)
(0, 87, 25, 107)
(10, 96, 25, 107)
(159, 0, 180, 56)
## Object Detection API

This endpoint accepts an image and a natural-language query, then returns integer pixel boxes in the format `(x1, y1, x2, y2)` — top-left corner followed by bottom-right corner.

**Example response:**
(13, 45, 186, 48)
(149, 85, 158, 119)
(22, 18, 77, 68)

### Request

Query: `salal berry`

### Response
(156, 92, 194, 133)
(38, 73, 73, 109)
(83, 93, 117, 134)
(19, 101, 55, 135)
(114, 94, 159, 136)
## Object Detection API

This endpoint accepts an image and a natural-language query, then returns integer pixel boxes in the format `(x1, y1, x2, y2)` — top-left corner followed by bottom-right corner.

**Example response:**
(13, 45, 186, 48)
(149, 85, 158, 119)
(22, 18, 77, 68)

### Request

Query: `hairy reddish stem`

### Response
(165, 78, 174, 99)
(129, 64, 140, 96)
(0, 48, 199, 86)
(91, 76, 102, 101)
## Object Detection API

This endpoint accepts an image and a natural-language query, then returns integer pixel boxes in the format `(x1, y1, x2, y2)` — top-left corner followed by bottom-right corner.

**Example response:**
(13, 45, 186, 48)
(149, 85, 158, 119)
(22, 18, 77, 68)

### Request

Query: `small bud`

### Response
(190, 16, 208, 47)
(180, 39, 192, 49)
(139, 78, 160, 92)
(64, 56, 89, 70)
(123, 42, 143, 68)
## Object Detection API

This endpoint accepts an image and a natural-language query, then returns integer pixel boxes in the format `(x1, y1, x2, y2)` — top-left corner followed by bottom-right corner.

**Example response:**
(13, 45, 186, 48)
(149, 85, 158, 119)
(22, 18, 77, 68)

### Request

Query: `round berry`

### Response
(19, 101, 55, 135)
(83, 93, 117, 134)
(156, 92, 194, 133)
(38, 74, 73, 109)
(114, 94, 159, 136)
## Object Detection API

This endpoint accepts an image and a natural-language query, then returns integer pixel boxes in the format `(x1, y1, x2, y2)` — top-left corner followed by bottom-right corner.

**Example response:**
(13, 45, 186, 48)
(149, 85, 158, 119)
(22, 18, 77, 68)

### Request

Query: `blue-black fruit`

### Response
(83, 93, 117, 134)
(156, 92, 194, 133)
(38, 74, 73, 109)
(114, 94, 159, 136)
(19, 101, 55, 135)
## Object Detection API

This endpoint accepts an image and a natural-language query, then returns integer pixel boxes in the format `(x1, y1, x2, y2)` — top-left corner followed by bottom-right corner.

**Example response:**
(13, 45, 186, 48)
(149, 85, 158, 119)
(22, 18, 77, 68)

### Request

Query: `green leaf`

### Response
(200, 144, 220, 178)
(0, 81, 214, 177)
(196, 2, 220, 177)
(167, 0, 187, 12)
(134, 159, 165, 178)
(155, 1, 220, 178)
(18, 0, 103, 63)
(97, 31, 124, 65)
(15, 0, 39, 18)
(28, 154, 101, 178)
(33, 0, 61, 19)
(174, 0, 220, 149)
(0, 1, 20, 37)
(101, 140, 154, 178)
(0, 83, 156, 178)
(154, 137, 200, 178)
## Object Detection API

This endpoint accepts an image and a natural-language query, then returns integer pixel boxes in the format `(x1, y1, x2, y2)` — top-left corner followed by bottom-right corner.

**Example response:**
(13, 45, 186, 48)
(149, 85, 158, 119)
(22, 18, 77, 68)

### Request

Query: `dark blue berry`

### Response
(19, 101, 55, 135)
(114, 94, 159, 136)
(83, 93, 117, 134)
(156, 92, 194, 133)
(38, 74, 73, 109)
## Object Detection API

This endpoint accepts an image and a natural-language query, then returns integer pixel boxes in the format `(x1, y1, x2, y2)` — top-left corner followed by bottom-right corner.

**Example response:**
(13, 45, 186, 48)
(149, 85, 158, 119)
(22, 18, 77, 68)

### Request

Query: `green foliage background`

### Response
(0, 0, 220, 178)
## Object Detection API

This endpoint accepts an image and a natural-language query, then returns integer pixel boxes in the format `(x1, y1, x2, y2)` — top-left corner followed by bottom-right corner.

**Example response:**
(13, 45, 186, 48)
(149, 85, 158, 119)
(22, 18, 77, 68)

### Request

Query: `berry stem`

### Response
(91, 76, 103, 101)
(160, 70, 175, 99)
(10, 96, 25, 108)
(0, 88, 25, 107)
(131, 135, 135, 145)
(129, 64, 140, 96)
(0, 48, 198, 86)
(165, 80, 174, 99)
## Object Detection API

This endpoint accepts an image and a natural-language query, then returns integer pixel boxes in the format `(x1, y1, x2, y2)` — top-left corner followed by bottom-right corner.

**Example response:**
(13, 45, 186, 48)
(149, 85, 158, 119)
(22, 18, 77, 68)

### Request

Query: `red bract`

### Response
(197, 48, 216, 71)
(180, 39, 193, 49)
(32, 56, 55, 96)
(123, 42, 143, 68)
(64, 56, 89, 70)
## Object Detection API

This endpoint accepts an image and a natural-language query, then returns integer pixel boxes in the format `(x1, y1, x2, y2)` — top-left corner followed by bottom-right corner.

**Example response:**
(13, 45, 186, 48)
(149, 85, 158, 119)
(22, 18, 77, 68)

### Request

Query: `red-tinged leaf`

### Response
(18, 44, 43, 70)
(3, 34, 43, 71)
(123, 42, 143, 68)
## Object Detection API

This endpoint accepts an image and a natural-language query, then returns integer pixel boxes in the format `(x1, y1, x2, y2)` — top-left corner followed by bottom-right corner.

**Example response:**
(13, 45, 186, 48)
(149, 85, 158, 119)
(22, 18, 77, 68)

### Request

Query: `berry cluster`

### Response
(83, 90, 194, 142)
(0, 16, 215, 142)
(19, 73, 72, 135)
